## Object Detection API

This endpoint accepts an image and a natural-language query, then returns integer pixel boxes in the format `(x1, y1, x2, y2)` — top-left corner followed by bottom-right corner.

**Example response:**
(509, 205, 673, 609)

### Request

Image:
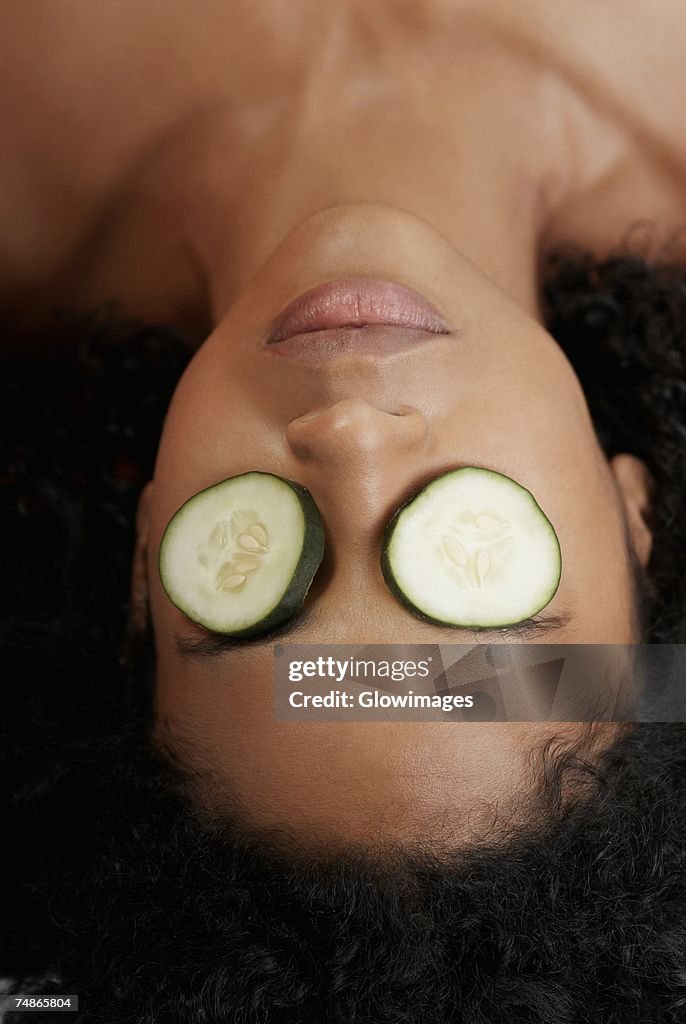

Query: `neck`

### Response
(175, 12, 553, 323)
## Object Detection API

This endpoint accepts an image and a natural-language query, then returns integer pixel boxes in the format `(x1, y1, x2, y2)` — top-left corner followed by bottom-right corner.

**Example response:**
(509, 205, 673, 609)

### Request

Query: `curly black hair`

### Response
(544, 250, 686, 643)
(1, 252, 686, 1023)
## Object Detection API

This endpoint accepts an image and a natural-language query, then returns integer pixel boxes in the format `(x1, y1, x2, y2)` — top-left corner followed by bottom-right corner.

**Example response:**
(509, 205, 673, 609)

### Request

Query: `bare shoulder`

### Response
(354, 0, 686, 250)
(480, 0, 686, 254)
(493, 0, 686, 153)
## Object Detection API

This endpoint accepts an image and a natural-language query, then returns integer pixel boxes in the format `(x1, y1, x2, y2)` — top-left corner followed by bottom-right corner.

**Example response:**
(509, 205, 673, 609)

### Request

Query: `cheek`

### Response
(153, 376, 282, 528)
(452, 340, 595, 466)
(573, 512, 637, 641)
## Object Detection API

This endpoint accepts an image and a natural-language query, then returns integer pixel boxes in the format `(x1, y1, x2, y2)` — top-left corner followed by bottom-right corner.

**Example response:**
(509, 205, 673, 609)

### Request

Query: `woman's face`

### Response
(141, 203, 650, 847)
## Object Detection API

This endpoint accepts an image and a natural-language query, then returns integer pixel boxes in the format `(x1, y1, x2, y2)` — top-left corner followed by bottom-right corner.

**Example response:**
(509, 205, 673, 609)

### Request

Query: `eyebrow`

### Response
(173, 608, 572, 659)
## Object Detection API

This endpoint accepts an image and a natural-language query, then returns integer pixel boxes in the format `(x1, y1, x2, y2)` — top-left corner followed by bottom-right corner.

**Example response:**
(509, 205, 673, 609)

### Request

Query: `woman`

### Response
(2, 2, 686, 1020)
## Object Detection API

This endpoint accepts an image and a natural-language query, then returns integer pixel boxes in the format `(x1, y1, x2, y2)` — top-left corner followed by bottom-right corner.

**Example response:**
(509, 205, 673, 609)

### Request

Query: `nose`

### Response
(286, 399, 430, 552)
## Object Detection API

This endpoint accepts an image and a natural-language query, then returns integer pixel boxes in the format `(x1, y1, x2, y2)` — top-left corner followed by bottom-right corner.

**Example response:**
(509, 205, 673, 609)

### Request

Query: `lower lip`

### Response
(266, 324, 448, 359)
(265, 278, 452, 346)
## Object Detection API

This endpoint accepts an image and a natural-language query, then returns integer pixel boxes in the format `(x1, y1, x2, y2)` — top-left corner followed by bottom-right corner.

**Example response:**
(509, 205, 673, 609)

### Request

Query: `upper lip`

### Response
(265, 278, 452, 344)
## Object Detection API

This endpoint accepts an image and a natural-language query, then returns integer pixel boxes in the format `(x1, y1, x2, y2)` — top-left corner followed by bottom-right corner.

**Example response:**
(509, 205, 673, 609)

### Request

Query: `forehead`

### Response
(153, 631, 627, 849)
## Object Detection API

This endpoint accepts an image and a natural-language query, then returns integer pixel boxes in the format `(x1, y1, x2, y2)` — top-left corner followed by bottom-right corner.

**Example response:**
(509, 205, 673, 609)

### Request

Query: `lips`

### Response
(265, 324, 449, 359)
(265, 278, 452, 346)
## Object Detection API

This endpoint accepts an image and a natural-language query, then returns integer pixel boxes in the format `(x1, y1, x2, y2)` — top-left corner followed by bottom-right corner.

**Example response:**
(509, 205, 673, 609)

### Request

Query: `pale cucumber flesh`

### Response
(158, 472, 324, 636)
(382, 467, 561, 628)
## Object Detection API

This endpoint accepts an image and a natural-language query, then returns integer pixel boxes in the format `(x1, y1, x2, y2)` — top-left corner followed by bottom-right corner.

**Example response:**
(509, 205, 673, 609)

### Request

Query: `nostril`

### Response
(286, 400, 429, 463)
(389, 404, 422, 417)
(290, 409, 320, 425)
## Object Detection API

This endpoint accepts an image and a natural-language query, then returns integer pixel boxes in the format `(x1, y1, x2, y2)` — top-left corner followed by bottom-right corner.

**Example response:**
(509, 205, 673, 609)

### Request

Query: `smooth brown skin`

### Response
(2, 0, 681, 847)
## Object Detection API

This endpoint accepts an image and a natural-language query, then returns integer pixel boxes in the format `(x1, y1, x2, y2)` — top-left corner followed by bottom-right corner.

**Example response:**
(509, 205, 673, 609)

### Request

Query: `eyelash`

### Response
(178, 611, 563, 660)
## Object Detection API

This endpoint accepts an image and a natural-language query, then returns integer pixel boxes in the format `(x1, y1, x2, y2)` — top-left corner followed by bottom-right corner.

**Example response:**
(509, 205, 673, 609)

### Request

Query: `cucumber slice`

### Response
(381, 467, 561, 628)
(158, 472, 324, 636)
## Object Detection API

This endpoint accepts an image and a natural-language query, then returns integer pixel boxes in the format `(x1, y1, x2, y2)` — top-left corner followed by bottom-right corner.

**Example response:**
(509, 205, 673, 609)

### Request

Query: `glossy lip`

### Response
(265, 278, 452, 345)
(265, 324, 451, 359)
